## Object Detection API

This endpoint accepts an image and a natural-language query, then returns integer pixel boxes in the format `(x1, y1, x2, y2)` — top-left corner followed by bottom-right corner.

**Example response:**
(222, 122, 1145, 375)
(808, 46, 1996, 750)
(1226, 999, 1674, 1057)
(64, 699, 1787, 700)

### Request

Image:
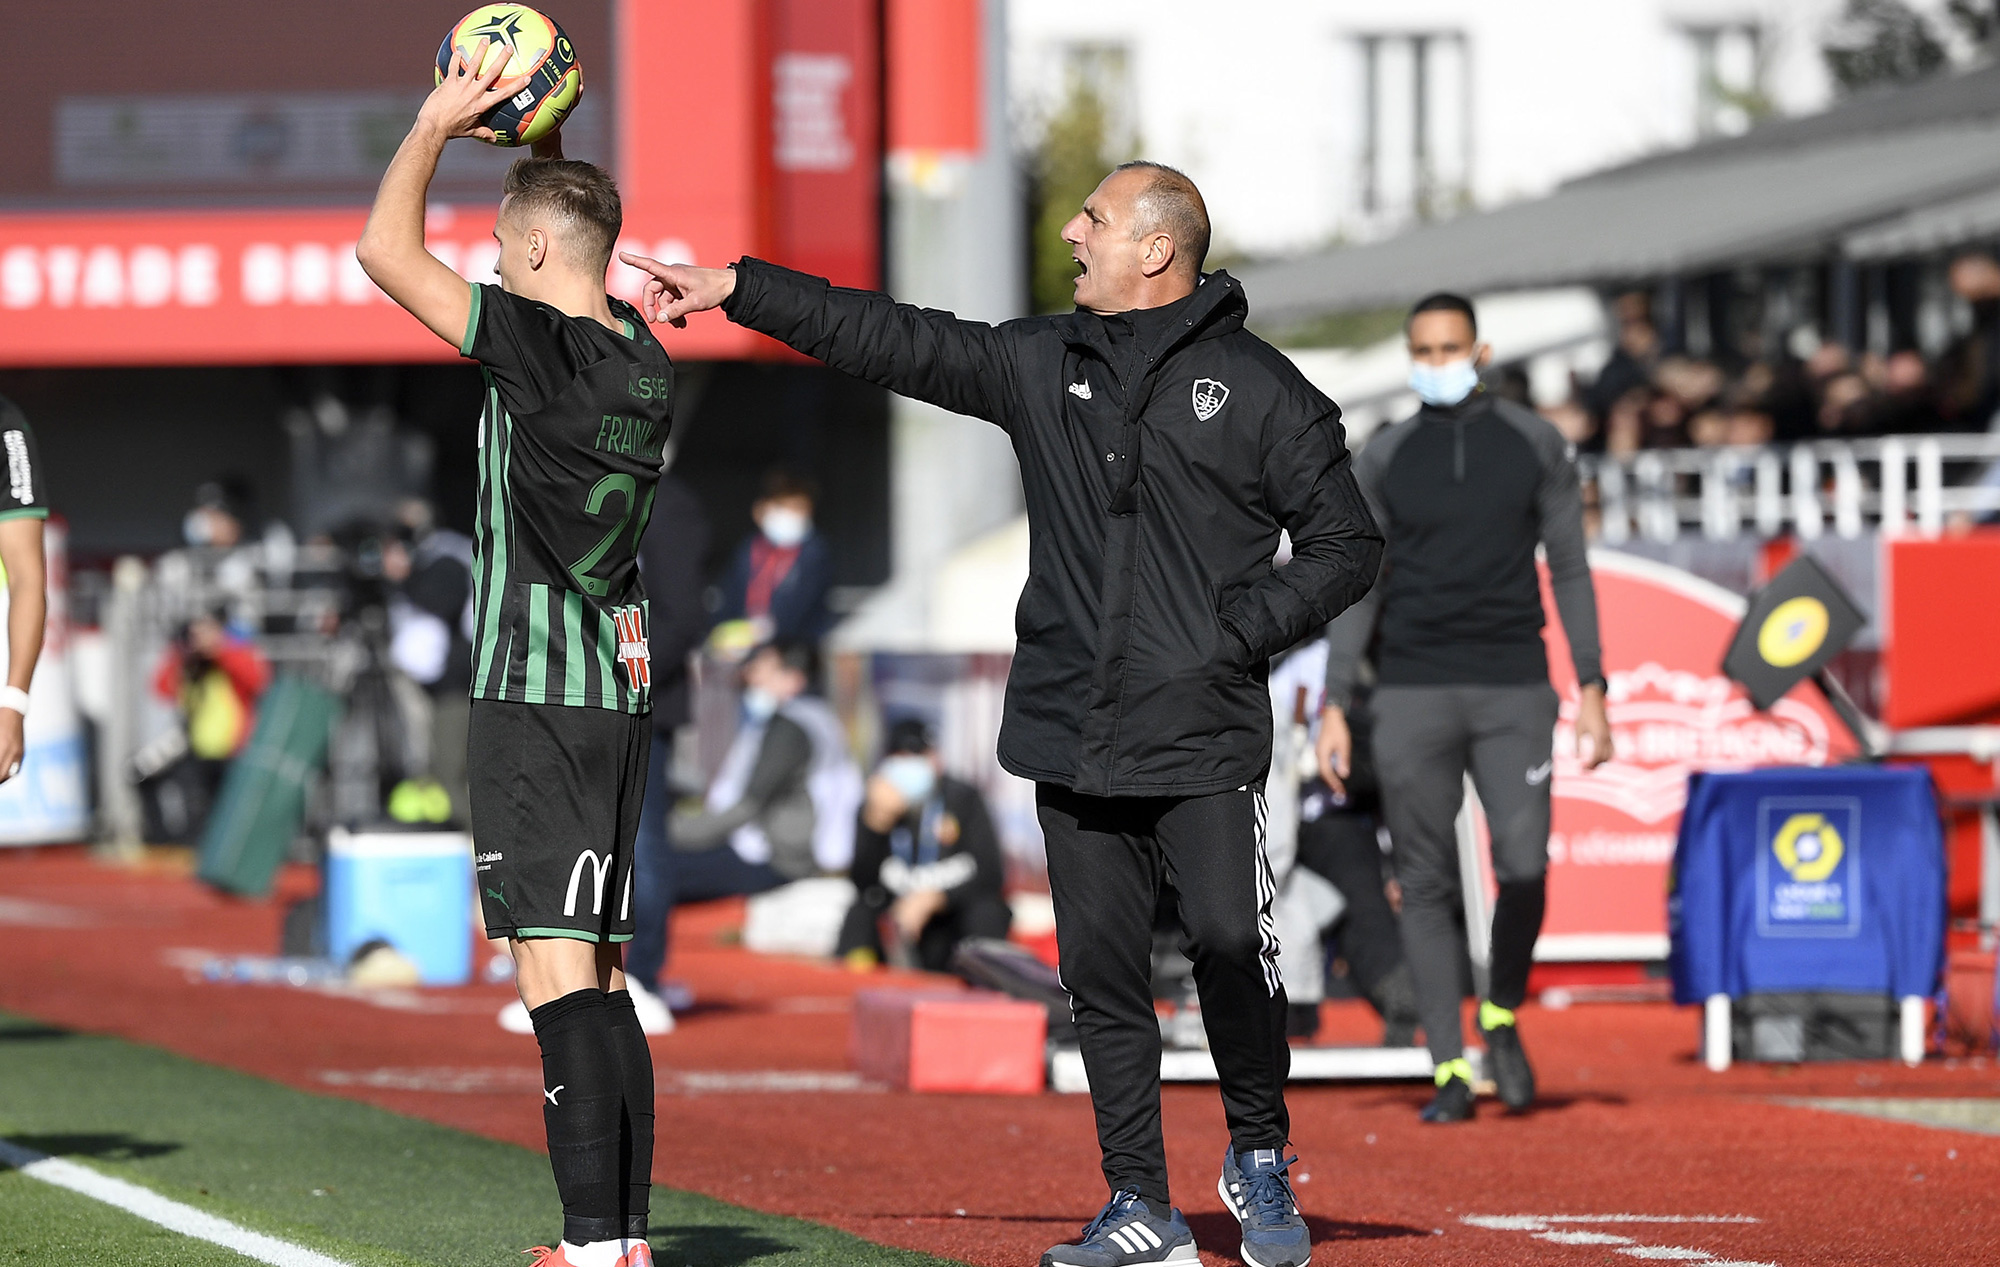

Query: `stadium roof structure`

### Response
(1241, 64, 2000, 322)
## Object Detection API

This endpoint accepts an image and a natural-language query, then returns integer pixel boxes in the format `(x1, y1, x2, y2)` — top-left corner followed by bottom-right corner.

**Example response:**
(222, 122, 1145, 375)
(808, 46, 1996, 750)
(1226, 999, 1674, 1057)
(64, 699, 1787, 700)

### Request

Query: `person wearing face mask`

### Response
(1315, 292, 1613, 1126)
(709, 469, 834, 648)
(836, 718, 1011, 974)
(663, 641, 828, 913)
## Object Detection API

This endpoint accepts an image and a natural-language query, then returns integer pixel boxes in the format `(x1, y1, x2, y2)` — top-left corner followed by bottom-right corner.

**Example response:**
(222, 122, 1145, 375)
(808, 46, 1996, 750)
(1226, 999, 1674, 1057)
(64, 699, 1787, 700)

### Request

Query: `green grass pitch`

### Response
(0, 1013, 960, 1267)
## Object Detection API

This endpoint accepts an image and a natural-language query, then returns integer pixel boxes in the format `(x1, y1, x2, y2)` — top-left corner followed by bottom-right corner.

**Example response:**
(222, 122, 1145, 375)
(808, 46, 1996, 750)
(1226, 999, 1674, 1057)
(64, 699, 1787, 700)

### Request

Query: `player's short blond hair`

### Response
(501, 158, 622, 273)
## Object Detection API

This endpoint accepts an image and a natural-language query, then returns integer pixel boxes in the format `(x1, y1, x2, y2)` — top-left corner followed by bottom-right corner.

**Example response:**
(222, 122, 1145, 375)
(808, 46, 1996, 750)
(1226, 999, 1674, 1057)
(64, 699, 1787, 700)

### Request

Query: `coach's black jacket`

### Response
(723, 259, 1381, 797)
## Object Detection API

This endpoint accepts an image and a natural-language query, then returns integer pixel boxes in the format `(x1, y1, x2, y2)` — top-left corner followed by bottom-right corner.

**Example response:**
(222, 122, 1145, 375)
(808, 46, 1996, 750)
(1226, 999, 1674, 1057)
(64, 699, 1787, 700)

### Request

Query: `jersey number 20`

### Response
(569, 473, 653, 597)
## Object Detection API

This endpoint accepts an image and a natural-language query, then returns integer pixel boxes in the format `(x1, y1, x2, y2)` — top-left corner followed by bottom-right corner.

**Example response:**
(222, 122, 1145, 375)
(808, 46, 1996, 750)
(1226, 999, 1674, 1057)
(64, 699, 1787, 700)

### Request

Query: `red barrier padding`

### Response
(1884, 531, 2000, 729)
(851, 988, 1046, 1094)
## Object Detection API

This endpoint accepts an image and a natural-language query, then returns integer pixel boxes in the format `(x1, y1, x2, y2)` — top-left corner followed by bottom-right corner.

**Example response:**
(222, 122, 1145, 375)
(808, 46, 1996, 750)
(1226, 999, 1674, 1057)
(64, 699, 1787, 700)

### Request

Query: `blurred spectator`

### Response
(1490, 363, 1533, 407)
(1642, 388, 1690, 448)
(154, 612, 271, 760)
(147, 611, 272, 839)
(660, 642, 861, 963)
(1867, 350, 1944, 434)
(1542, 395, 1596, 449)
(1936, 251, 2000, 429)
(626, 470, 713, 1013)
(1655, 356, 1725, 414)
(1583, 291, 1661, 418)
(1724, 393, 1777, 447)
(1688, 406, 1729, 448)
(381, 498, 475, 824)
(1604, 386, 1649, 457)
(709, 469, 834, 654)
(836, 719, 1011, 973)
(1818, 371, 1873, 435)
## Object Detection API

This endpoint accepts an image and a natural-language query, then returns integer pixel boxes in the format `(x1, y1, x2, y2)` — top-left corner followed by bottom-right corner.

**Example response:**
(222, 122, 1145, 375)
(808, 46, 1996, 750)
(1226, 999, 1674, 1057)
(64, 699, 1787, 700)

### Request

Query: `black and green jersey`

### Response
(0, 395, 49, 524)
(460, 283, 675, 714)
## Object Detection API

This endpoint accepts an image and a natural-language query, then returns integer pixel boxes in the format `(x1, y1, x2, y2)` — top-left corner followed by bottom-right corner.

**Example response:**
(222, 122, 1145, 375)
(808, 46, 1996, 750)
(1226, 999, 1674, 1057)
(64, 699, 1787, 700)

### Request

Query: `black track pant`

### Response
(1372, 684, 1558, 1065)
(1039, 784, 1289, 1211)
(1294, 813, 1405, 1004)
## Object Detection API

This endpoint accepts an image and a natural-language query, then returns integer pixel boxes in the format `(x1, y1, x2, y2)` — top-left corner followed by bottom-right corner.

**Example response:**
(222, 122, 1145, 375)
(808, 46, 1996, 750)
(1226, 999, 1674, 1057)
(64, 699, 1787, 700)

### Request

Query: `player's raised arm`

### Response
(358, 41, 521, 348)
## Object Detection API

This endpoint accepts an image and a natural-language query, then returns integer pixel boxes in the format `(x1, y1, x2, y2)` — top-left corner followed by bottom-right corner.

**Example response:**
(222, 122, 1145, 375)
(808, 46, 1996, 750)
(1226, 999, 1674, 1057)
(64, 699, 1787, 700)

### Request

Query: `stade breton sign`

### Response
(0, 208, 699, 366)
(0, 0, 889, 366)
(1516, 551, 1859, 960)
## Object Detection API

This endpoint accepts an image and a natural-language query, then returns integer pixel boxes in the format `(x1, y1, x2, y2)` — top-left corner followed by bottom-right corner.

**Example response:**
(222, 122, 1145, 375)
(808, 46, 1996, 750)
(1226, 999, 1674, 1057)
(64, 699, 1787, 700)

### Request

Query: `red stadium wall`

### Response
(0, 0, 884, 366)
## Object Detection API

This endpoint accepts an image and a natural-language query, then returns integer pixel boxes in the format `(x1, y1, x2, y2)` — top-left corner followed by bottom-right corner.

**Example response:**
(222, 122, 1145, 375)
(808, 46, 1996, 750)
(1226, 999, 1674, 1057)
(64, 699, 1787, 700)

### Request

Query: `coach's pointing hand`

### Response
(618, 256, 737, 328)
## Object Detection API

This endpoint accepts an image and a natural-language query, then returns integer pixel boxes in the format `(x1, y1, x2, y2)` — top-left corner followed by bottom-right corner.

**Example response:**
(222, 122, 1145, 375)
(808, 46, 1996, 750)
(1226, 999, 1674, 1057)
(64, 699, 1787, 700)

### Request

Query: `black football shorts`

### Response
(468, 698, 652, 943)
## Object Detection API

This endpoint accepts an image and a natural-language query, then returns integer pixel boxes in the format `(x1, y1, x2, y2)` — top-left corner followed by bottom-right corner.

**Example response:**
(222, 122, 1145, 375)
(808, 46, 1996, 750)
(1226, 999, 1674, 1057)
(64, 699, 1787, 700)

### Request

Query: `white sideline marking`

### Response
(316, 1067, 879, 1095)
(0, 1139, 353, 1267)
(1464, 1207, 1760, 1215)
(1463, 1215, 1776, 1267)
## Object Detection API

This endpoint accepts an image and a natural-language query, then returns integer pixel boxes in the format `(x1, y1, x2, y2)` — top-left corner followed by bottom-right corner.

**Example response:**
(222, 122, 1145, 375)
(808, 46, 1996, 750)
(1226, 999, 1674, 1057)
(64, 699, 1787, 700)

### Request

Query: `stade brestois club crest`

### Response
(1192, 378, 1229, 421)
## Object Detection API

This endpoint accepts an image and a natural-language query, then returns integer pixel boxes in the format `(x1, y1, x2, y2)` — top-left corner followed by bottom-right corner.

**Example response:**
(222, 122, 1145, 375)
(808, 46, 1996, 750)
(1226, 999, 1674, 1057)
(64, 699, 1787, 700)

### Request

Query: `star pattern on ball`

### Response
(465, 8, 527, 56)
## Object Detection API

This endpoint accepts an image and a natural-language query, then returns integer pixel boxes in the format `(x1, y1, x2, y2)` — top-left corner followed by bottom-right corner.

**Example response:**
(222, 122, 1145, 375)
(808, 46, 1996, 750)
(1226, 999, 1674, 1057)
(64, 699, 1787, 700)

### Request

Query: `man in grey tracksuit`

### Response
(1315, 292, 1614, 1122)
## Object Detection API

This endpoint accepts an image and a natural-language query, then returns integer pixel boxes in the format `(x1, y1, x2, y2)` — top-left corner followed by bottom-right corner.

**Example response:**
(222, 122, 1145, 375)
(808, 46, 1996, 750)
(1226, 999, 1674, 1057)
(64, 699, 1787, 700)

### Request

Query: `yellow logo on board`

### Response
(1757, 596, 1829, 668)
(1773, 812, 1844, 882)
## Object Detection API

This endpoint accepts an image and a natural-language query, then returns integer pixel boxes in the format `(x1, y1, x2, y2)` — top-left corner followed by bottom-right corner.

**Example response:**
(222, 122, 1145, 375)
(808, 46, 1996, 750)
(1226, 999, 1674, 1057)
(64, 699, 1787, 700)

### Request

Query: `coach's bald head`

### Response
(1062, 161, 1211, 315)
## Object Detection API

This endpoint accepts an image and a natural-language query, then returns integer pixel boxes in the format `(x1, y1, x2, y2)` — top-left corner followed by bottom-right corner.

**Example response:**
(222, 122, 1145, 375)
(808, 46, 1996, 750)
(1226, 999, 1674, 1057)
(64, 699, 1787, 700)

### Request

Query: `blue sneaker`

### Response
(1218, 1147, 1311, 1267)
(1041, 1189, 1199, 1266)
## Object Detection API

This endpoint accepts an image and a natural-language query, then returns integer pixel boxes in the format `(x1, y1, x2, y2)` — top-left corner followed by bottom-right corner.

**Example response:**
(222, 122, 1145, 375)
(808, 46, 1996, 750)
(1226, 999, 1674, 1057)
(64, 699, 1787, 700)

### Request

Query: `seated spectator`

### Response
(666, 640, 861, 925)
(709, 469, 834, 654)
(836, 719, 1010, 973)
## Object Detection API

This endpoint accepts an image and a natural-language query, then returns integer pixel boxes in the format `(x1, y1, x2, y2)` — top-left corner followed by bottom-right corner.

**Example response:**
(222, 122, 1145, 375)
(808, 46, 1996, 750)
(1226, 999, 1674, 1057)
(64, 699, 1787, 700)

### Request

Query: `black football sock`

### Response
(602, 990, 655, 1241)
(529, 988, 624, 1245)
(1486, 878, 1548, 1013)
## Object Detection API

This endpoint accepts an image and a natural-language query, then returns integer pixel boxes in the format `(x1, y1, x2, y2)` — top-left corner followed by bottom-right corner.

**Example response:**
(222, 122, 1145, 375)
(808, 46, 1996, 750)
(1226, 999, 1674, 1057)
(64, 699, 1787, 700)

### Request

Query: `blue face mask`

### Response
(742, 687, 779, 722)
(1408, 357, 1480, 407)
(879, 754, 937, 805)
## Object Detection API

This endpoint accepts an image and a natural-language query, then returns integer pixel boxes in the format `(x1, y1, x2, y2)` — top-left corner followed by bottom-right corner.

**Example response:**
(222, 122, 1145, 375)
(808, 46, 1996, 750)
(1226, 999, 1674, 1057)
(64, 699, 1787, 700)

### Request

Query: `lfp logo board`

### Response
(1756, 799, 1862, 937)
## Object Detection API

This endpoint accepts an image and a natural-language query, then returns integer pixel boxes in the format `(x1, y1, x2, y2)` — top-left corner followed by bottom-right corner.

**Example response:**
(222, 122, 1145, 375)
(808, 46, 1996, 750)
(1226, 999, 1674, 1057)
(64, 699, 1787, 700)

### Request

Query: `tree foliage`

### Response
(1027, 76, 1131, 315)
(1823, 0, 1949, 92)
(1821, 0, 2000, 93)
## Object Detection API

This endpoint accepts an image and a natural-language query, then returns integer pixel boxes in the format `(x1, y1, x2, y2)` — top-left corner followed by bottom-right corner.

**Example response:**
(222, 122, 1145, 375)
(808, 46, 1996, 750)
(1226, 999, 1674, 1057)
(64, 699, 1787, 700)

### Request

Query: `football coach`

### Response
(621, 162, 1380, 1267)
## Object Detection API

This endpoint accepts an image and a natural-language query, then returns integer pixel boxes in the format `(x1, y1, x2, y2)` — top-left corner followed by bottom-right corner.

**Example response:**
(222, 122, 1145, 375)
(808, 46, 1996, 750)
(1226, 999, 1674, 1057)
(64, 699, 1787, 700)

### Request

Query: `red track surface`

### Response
(1, 846, 1996, 1266)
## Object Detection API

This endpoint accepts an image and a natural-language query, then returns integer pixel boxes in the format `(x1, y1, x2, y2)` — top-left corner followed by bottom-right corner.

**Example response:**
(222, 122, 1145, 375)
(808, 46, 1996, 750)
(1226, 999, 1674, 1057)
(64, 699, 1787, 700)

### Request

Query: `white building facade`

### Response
(1009, 0, 1856, 258)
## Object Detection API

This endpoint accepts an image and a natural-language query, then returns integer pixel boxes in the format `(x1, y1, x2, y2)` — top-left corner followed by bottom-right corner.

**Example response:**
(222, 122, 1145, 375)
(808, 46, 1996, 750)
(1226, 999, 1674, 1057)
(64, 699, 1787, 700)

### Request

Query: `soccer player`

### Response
(1316, 292, 1613, 1123)
(622, 163, 1381, 1267)
(0, 394, 49, 784)
(357, 46, 671, 1267)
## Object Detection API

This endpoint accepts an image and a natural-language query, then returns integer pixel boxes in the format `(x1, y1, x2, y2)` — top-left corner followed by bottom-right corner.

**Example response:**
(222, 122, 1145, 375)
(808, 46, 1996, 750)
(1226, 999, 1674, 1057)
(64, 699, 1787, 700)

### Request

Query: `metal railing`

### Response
(1584, 433, 2000, 543)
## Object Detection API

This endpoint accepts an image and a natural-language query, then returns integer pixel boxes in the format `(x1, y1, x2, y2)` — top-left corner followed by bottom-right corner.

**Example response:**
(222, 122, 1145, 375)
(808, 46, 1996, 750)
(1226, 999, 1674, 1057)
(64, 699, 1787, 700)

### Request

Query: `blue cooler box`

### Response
(326, 829, 474, 985)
